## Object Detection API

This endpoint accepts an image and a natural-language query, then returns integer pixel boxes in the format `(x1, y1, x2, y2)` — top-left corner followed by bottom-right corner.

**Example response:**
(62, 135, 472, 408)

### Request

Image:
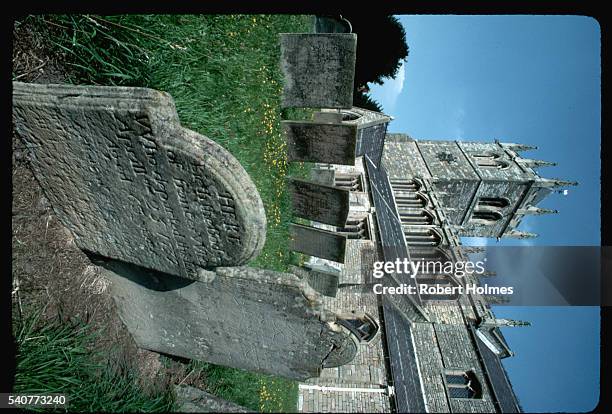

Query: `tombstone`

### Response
(319, 107, 392, 167)
(291, 265, 339, 298)
(290, 223, 346, 263)
(280, 33, 357, 109)
(310, 167, 336, 187)
(12, 82, 266, 280)
(104, 261, 359, 380)
(289, 178, 350, 227)
(313, 111, 344, 124)
(282, 120, 357, 165)
(173, 385, 252, 413)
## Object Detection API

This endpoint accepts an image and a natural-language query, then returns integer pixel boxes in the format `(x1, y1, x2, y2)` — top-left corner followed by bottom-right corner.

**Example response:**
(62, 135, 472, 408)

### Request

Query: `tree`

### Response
(315, 14, 409, 114)
(352, 90, 383, 112)
(342, 14, 409, 88)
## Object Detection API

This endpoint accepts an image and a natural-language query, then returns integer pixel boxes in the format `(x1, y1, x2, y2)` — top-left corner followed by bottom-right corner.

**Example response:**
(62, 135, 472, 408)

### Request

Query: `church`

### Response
(292, 106, 576, 413)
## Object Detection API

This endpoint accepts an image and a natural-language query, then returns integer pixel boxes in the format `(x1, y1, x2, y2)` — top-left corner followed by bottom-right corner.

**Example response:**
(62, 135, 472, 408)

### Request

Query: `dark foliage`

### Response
(343, 14, 409, 88)
(353, 90, 383, 113)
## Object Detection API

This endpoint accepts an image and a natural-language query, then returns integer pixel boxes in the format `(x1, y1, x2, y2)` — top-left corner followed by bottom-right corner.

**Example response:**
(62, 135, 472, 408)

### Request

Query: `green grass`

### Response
(186, 361, 298, 413)
(34, 14, 313, 272)
(13, 311, 175, 412)
(15, 14, 314, 412)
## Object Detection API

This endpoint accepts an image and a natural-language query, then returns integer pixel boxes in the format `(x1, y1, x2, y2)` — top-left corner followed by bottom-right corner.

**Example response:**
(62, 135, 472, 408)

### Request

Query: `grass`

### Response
(186, 361, 298, 413)
(14, 14, 315, 412)
(31, 14, 313, 272)
(13, 310, 175, 412)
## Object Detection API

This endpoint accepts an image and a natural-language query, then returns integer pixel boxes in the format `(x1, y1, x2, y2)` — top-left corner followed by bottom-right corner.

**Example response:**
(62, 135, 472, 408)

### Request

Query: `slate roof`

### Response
(364, 143, 521, 413)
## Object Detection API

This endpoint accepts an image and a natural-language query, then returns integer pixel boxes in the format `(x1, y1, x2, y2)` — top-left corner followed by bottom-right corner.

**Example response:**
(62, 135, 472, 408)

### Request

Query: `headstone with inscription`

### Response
(12, 82, 266, 279)
(289, 178, 350, 227)
(290, 223, 346, 263)
(280, 33, 356, 109)
(282, 120, 357, 165)
(104, 261, 359, 380)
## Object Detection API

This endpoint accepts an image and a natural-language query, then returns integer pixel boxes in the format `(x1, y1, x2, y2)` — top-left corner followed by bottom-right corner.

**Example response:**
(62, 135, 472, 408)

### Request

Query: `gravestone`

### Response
(290, 223, 346, 263)
(280, 33, 356, 108)
(310, 168, 336, 187)
(320, 107, 392, 167)
(291, 265, 339, 298)
(12, 82, 266, 279)
(282, 120, 357, 165)
(173, 385, 251, 413)
(104, 261, 359, 380)
(289, 178, 350, 226)
(313, 111, 344, 124)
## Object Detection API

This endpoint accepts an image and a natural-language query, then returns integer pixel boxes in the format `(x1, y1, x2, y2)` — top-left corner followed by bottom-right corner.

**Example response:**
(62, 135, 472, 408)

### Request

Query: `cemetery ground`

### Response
(12, 15, 313, 412)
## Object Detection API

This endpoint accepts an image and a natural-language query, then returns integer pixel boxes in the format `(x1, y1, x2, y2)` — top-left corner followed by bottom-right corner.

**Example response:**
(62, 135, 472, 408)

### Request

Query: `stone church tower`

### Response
(383, 134, 576, 239)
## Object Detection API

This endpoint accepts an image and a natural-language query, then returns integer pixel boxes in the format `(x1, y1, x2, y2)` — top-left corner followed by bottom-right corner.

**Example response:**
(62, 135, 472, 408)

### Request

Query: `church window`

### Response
(404, 228, 442, 247)
(471, 210, 502, 223)
(399, 209, 434, 225)
(444, 370, 482, 399)
(477, 197, 510, 209)
(395, 192, 428, 209)
(390, 179, 421, 192)
(472, 153, 510, 169)
(336, 217, 370, 240)
(335, 173, 363, 192)
(338, 313, 379, 342)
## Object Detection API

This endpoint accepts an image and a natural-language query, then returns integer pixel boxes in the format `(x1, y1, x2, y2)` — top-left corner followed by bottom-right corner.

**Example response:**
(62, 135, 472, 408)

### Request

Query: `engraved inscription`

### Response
(12, 82, 267, 279)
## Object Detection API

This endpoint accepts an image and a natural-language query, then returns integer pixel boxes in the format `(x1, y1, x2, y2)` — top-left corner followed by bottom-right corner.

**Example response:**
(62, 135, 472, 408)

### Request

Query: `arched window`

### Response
(471, 210, 502, 224)
(338, 313, 379, 343)
(390, 179, 421, 193)
(473, 152, 500, 160)
(473, 153, 510, 169)
(336, 217, 369, 240)
(444, 370, 482, 399)
(476, 197, 510, 209)
(404, 228, 442, 247)
(410, 247, 452, 263)
(399, 209, 434, 225)
(395, 192, 428, 209)
(335, 173, 363, 192)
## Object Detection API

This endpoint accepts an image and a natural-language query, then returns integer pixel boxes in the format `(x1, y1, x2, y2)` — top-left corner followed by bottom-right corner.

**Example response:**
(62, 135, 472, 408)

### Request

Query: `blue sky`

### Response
(370, 15, 600, 412)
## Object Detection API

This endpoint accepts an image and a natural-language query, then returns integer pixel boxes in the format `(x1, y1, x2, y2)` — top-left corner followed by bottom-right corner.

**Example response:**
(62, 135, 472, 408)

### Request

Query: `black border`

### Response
(4, 4, 608, 414)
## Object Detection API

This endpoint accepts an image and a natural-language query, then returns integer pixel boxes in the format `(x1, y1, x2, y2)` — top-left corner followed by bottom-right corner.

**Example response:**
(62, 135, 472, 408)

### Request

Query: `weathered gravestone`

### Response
(103, 261, 359, 380)
(310, 167, 336, 187)
(312, 111, 344, 124)
(290, 223, 346, 263)
(280, 33, 357, 109)
(174, 385, 252, 413)
(12, 82, 266, 279)
(290, 265, 339, 298)
(282, 120, 357, 165)
(288, 177, 350, 227)
(319, 107, 392, 167)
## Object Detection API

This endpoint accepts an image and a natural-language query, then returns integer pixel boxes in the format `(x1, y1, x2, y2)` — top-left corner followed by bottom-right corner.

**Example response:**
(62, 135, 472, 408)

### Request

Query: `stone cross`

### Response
(12, 82, 267, 280)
